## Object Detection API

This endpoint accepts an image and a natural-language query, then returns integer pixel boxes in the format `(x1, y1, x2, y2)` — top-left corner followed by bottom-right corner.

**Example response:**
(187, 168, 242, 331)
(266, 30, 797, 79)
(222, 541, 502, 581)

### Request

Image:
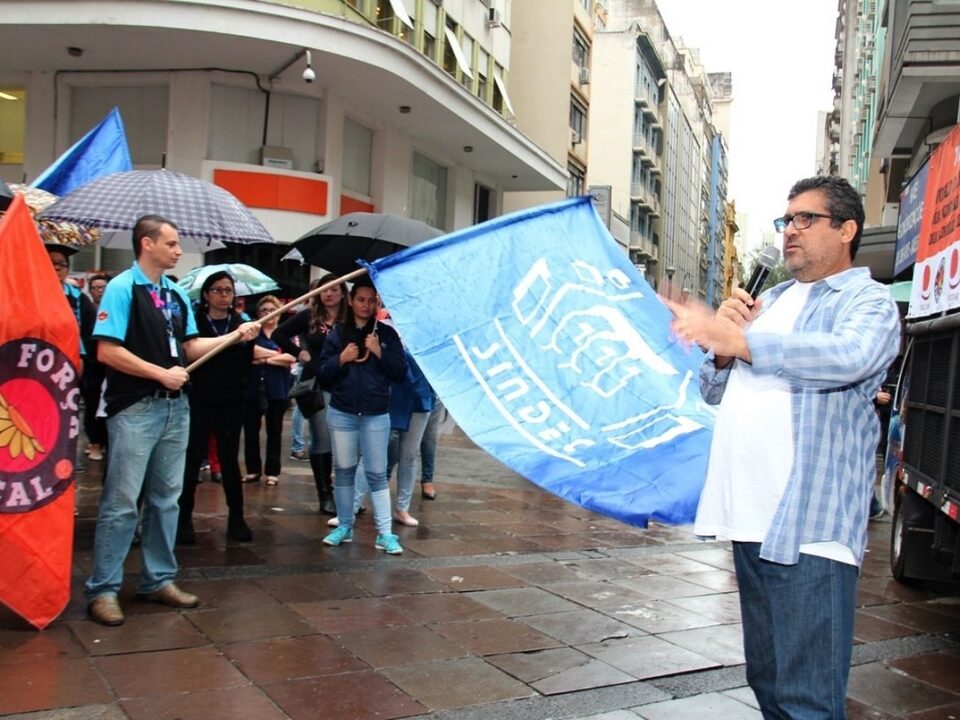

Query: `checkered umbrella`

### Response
(37, 169, 274, 246)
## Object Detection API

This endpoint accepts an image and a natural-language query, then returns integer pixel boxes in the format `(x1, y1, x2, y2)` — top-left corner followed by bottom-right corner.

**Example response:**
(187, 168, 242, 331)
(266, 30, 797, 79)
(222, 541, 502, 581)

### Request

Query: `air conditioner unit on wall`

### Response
(579, 67, 591, 85)
(486, 7, 501, 27)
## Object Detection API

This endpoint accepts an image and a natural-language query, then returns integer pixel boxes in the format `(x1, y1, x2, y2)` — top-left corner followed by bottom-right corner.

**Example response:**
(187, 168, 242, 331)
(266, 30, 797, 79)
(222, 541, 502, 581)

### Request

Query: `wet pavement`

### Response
(1, 427, 959, 719)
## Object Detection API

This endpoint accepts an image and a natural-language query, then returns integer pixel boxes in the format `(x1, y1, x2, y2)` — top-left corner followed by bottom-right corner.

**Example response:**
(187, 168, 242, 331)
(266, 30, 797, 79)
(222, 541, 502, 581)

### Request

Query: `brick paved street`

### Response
(1, 426, 958, 719)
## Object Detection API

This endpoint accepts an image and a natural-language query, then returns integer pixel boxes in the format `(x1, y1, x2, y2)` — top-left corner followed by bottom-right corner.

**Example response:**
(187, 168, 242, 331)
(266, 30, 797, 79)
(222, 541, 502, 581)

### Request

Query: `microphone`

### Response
(743, 245, 781, 300)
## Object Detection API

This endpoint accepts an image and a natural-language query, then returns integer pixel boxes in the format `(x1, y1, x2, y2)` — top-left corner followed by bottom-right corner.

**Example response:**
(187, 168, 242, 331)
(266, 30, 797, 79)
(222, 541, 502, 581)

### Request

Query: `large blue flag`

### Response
(366, 197, 715, 526)
(32, 108, 132, 197)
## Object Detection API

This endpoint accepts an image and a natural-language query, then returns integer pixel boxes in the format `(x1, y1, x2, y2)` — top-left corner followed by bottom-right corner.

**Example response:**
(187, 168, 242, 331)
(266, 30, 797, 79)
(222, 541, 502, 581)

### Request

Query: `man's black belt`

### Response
(151, 389, 182, 399)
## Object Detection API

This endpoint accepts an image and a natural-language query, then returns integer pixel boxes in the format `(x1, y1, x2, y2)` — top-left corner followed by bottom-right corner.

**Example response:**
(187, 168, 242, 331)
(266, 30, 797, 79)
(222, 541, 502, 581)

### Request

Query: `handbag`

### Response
(288, 376, 325, 417)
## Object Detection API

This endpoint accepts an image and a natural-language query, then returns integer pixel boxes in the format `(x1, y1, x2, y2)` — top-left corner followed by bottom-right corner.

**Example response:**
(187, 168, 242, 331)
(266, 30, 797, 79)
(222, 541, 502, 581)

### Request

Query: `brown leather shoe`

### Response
(136, 582, 199, 608)
(88, 595, 125, 626)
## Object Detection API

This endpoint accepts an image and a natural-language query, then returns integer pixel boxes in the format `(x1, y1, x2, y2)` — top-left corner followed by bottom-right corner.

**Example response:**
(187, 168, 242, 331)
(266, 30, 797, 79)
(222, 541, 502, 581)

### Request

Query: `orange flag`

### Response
(0, 196, 79, 629)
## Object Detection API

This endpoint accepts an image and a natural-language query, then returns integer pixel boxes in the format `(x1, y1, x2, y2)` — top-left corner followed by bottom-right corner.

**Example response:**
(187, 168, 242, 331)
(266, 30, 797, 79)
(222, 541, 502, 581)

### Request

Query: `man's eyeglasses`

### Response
(51, 261, 69, 269)
(773, 212, 838, 233)
(207, 287, 234, 296)
(260, 307, 278, 314)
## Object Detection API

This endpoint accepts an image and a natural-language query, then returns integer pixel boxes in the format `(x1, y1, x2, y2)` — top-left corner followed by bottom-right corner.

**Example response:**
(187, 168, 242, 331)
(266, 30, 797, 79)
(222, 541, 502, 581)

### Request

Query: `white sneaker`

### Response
(327, 516, 340, 527)
(87, 445, 103, 461)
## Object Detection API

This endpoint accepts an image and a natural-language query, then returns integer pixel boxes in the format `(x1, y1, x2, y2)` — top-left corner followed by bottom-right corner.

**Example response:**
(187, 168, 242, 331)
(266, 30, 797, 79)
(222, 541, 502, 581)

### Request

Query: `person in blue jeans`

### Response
(669, 177, 900, 718)
(317, 276, 407, 554)
(419, 398, 444, 500)
(388, 352, 434, 527)
(84, 215, 261, 627)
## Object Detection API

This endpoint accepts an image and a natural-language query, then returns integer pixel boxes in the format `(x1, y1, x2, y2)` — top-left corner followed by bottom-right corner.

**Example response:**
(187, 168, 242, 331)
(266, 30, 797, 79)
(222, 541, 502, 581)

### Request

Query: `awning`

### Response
(493, 73, 514, 116)
(443, 26, 473, 79)
(387, 0, 414, 30)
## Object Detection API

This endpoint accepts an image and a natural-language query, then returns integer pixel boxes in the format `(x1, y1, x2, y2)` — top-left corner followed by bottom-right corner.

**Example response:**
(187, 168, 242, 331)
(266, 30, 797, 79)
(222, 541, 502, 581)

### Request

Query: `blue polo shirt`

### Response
(93, 262, 198, 416)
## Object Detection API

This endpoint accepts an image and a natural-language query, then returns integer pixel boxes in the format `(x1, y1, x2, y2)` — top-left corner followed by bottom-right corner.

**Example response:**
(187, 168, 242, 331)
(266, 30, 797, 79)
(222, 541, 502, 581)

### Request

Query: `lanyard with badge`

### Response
(152, 284, 179, 358)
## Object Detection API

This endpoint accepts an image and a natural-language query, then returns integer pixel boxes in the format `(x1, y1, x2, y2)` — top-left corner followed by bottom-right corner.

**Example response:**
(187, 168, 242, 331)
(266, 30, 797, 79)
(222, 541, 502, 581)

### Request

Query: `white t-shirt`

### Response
(694, 281, 856, 565)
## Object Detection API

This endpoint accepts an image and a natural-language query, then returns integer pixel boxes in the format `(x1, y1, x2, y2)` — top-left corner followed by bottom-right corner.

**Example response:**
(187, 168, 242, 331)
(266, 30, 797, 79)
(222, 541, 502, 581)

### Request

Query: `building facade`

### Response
(503, 0, 608, 222)
(826, 0, 960, 282)
(0, 0, 565, 285)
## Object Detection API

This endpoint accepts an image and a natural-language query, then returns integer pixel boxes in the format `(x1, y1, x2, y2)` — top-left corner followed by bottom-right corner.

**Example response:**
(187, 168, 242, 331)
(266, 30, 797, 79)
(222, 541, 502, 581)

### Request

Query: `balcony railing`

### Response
(629, 230, 659, 262)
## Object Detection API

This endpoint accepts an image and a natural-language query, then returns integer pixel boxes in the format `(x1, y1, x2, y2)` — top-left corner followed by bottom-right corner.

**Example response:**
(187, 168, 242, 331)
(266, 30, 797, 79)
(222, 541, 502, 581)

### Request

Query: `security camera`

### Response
(302, 50, 315, 84)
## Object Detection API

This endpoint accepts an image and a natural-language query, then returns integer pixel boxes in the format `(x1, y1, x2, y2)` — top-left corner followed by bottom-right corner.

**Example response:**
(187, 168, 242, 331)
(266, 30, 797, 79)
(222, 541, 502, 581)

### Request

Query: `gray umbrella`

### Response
(37, 169, 274, 246)
(291, 212, 443, 275)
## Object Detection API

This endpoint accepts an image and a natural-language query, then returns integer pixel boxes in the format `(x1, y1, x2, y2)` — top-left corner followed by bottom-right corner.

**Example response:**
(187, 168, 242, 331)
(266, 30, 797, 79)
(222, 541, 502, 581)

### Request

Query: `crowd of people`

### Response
(60, 176, 902, 720)
(56, 215, 443, 627)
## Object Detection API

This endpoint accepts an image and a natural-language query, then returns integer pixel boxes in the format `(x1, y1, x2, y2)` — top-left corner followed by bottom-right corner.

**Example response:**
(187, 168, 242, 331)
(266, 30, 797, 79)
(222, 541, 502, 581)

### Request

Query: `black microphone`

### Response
(743, 245, 781, 300)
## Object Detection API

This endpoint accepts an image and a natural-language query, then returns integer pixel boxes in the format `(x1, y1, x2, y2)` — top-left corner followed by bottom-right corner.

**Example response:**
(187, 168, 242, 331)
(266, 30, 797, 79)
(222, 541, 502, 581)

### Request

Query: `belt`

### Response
(151, 389, 182, 399)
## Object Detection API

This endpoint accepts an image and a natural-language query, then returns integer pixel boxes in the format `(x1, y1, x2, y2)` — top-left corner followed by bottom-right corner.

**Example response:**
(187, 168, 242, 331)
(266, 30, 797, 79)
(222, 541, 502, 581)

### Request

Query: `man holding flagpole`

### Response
(84, 214, 260, 626)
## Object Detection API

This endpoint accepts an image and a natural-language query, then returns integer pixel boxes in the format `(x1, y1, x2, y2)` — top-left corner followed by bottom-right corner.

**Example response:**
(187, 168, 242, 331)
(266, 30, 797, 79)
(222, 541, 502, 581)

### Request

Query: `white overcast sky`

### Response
(657, 0, 838, 253)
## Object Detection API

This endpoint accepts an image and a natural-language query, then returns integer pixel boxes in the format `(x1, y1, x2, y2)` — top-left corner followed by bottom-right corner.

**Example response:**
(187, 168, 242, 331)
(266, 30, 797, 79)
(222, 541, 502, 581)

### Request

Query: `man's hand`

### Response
(876, 389, 892, 405)
(236, 321, 262, 342)
(159, 365, 189, 390)
(364, 333, 382, 360)
(663, 294, 755, 364)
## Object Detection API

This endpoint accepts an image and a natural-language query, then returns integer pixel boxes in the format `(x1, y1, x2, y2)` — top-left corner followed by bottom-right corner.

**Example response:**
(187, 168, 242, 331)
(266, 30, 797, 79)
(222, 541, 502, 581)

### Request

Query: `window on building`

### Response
(442, 18, 459, 77)
(0, 88, 26, 169)
(474, 183, 493, 223)
(410, 152, 447, 229)
(74, 85, 169, 167)
(569, 96, 587, 141)
(572, 29, 589, 70)
(345, 0, 367, 12)
(422, 0, 438, 59)
(477, 49, 489, 101)
(579, 0, 591, 12)
(567, 162, 586, 197)
(342, 117, 372, 196)
(460, 34, 474, 89)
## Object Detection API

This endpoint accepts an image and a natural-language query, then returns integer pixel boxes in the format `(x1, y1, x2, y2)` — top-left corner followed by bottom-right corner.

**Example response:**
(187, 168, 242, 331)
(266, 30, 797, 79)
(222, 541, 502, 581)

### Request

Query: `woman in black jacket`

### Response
(177, 271, 254, 543)
(273, 274, 347, 514)
(317, 276, 407, 554)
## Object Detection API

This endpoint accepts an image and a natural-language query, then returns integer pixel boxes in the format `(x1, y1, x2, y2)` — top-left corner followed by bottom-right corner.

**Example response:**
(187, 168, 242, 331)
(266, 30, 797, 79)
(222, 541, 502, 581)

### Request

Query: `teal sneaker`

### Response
(323, 526, 353, 546)
(375, 533, 403, 555)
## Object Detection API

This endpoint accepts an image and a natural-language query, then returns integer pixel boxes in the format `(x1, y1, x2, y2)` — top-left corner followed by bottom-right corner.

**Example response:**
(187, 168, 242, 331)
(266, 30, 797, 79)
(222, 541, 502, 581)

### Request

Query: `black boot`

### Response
(227, 513, 253, 542)
(310, 453, 337, 515)
(177, 515, 197, 545)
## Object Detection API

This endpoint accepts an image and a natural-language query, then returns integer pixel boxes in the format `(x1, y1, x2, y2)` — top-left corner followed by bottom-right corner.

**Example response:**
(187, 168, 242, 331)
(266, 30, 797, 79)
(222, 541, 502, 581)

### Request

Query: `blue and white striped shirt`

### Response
(700, 267, 901, 565)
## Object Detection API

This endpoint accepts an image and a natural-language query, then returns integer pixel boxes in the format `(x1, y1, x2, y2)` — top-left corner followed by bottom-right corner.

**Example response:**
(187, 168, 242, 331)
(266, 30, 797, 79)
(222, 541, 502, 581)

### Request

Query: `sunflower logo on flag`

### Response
(0, 390, 46, 461)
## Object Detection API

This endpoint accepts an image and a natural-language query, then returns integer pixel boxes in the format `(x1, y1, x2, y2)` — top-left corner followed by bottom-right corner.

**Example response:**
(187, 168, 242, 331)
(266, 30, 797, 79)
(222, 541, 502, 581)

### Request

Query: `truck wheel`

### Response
(890, 485, 932, 584)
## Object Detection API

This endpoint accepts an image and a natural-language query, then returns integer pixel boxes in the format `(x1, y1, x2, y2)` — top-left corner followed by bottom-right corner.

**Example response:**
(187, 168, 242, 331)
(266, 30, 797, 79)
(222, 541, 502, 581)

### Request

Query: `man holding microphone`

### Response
(667, 176, 900, 718)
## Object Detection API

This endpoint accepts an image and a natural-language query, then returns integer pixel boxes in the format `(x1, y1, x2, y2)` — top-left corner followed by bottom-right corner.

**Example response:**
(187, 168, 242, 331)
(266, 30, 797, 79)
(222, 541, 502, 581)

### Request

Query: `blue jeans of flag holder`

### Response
(732, 541, 858, 719)
(326, 407, 390, 530)
(85, 395, 189, 599)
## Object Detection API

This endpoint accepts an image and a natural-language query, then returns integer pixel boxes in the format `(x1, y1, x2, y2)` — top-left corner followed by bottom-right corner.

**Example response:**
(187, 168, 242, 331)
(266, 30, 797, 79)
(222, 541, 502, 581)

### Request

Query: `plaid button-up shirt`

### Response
(700, 267, 901, 565)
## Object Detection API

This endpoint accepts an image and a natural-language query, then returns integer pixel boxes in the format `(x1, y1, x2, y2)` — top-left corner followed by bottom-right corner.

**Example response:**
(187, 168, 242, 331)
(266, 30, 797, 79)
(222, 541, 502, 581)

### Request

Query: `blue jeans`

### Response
(420, 400, 444, 483)
(326, 407, 390, 532)
(732, 542, 858, 720)
(290, 404, 305, 453)
(85, 395, 190, 599)
(388, 411, 430, 511)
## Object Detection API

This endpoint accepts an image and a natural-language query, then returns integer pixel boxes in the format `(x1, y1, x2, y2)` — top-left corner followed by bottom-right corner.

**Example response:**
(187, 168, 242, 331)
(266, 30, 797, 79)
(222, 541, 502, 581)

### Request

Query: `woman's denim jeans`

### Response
(326, 407, 390, 532)
(388, 411, 430, 511)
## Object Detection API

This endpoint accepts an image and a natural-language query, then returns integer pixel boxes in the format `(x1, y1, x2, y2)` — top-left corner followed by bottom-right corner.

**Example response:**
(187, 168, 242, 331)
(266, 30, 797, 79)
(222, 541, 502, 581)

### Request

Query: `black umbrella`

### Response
(291, 212, 443, 275)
